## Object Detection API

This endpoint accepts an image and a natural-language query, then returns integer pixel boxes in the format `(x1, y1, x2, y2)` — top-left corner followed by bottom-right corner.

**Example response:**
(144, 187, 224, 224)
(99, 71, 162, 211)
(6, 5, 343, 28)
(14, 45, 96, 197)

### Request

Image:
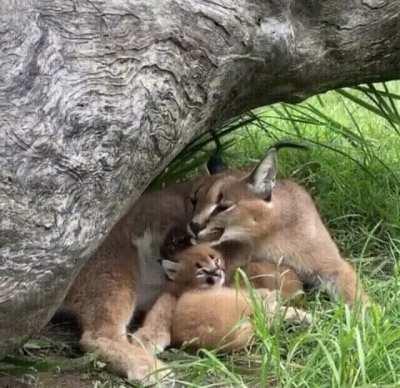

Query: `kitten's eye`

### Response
(209, 254, 215, 260)
(195, 262, 202, 269)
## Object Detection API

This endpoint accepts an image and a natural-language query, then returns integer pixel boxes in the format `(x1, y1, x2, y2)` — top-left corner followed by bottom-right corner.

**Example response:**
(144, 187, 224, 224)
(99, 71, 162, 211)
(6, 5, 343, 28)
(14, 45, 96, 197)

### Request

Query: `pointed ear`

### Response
(245, 148, 277, 201)
(161, 260, 181, 281)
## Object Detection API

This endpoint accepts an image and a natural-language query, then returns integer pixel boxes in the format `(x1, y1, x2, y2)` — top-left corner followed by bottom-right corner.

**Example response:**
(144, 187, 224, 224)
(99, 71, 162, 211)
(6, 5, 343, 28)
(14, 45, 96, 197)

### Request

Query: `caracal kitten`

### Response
(160, 224, 304, 300)
(132, 243, 311, 354)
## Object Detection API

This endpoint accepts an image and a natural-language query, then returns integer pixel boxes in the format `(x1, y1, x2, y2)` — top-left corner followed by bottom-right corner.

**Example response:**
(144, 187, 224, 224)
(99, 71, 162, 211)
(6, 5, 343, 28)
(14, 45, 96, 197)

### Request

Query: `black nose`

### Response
(189, 221, 202, 235)
(206, 276, 215, 285)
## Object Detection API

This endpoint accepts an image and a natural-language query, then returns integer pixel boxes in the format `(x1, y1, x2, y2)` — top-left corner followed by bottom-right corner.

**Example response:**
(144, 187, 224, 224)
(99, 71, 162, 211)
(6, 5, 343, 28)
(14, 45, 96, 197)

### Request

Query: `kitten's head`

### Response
(161, 244, 226, 291)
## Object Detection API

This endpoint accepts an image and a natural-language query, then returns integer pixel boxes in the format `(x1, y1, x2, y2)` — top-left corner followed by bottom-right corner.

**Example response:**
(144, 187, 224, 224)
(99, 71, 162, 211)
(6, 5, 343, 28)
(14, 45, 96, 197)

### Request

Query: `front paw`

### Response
(129, 328, 171, 355)
(256, 288, 279, 302)
(284, 307, 312, 325)
(126, 355, 174, 386)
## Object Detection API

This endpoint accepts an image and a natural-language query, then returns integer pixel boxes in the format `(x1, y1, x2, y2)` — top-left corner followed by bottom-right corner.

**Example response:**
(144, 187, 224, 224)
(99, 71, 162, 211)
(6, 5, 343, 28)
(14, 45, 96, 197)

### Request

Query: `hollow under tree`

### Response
(1, 0, 400, 355)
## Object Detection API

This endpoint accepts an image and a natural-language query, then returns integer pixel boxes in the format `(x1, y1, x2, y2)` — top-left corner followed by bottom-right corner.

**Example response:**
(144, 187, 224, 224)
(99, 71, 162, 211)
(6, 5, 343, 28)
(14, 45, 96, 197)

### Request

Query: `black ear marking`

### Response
(207, 151, 225, 175)
(265, 190, 272, 202)
(206, 129, 226, 175)
(244, 140, 307, 200)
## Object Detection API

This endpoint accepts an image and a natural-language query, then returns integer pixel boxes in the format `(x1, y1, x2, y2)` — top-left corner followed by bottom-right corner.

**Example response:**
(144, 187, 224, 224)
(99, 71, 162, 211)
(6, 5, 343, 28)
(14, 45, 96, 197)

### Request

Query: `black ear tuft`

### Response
(207, 128, 226, 175)
(265, 190, 272, 202)
(244, 140, 308, 200)
(207, 151, 225, 175)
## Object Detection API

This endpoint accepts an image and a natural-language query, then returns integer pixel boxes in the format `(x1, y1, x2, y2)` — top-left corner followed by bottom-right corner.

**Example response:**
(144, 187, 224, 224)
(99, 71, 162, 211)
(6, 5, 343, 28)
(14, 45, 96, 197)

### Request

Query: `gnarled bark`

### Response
(1, 0, 400, 355)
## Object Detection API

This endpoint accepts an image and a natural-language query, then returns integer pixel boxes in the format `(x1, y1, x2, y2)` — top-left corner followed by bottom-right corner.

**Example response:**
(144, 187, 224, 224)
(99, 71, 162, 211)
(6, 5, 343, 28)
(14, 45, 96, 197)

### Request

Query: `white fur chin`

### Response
(210, 239, 222, 247)
(213, 227, 249, 245)
(196, 227, 224, 244)
(197, 228, 209, 240)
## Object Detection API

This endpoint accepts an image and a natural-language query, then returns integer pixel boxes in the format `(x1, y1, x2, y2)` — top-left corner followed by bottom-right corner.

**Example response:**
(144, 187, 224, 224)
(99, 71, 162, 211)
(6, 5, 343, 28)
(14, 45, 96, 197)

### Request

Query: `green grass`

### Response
(2, 82, 400, 387)
(159, 82, 400, 387)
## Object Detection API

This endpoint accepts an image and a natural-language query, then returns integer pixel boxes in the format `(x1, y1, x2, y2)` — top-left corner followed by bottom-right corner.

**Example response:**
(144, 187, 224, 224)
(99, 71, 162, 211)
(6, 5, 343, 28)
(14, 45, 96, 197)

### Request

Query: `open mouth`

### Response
(199, 273, 225, 288)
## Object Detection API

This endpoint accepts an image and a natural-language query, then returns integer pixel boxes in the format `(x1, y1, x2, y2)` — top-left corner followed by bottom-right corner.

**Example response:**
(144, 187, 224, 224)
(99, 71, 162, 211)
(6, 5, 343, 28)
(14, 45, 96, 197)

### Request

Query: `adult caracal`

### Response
(62, 182, 197, 383)
(132, 242, 310, 354)
(187, 143, 367, 305)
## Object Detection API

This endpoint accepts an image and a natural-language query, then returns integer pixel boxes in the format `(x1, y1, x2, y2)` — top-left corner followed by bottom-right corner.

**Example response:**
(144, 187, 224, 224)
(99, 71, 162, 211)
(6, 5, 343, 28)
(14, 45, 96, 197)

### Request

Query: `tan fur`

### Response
(133, 244, 311, 353)
(165, 244, 226, 293)
(172, 287, 310, 351)
(243, 261, 303, 300)
(189, 173, 368, 305)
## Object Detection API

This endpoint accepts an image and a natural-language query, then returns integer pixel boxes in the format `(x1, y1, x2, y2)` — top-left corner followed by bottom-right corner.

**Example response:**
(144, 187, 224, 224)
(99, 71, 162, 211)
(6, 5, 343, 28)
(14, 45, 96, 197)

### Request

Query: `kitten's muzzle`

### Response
(204, 268, 225, 286)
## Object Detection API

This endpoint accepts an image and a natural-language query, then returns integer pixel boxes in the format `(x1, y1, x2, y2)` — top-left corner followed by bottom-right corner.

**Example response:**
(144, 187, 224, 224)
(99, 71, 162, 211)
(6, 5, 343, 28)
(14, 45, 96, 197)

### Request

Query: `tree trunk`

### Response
(1, 0, 400, 355)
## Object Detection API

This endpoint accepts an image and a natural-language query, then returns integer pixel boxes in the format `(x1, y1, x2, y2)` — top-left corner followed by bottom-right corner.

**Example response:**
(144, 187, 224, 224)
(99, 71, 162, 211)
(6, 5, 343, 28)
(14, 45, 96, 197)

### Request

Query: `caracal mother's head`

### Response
(187, 145, 281, 246)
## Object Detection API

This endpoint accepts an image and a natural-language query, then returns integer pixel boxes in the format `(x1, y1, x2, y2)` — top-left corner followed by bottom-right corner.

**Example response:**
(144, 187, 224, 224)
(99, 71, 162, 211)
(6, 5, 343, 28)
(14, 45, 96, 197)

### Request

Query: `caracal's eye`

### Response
(216, 200, 234, 213)
(195, 262, 202, 269)
(209, 254, 215, 260)
(213, 192, 234, 214)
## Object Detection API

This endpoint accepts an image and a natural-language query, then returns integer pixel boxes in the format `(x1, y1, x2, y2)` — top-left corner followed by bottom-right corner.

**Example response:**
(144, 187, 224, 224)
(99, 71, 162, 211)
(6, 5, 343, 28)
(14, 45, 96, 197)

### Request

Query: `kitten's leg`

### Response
(219, 321, 254, 352)
(131, 293, 177, 354)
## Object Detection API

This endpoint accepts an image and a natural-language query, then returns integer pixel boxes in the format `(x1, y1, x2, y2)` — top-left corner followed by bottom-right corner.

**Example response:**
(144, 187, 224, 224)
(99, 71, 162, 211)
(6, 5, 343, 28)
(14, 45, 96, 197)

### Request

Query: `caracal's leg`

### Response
(63, 245, 170, 384)
(80, 330, 166, 382)
(256, 288, 312, 325)
(244, 262, 304, 299)
(317, 259, 368, 306)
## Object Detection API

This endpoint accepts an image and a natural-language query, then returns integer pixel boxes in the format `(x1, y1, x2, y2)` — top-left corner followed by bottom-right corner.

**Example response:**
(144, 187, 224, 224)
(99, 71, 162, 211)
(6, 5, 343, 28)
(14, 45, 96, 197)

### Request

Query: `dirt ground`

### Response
(0, 374, 95, 388)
